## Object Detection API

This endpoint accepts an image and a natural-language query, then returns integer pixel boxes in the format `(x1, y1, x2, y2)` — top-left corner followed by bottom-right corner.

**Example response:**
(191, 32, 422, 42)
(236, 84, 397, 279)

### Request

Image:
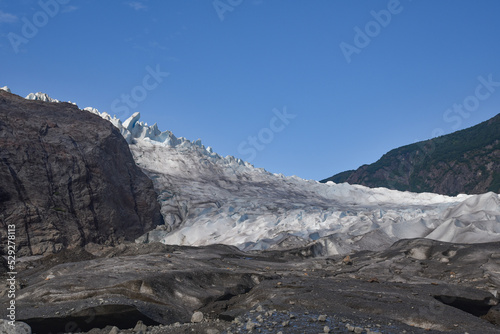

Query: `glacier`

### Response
(25, 92, 500, 255)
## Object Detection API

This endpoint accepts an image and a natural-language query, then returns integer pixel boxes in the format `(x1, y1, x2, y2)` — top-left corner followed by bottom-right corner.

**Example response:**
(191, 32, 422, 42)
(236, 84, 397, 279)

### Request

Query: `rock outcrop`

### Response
(0, 90, 163, 255)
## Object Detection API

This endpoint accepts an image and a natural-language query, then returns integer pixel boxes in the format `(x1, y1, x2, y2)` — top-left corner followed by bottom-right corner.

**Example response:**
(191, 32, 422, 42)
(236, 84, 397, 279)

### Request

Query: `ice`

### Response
(25, 92, 60, 103)
(80, 111, 498, 254)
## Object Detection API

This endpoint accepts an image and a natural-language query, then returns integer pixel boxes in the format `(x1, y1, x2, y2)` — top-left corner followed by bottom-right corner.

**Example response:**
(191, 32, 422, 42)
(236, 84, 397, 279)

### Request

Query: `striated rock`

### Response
(8, 244, 260, 333)
(0, 90, 163, 255)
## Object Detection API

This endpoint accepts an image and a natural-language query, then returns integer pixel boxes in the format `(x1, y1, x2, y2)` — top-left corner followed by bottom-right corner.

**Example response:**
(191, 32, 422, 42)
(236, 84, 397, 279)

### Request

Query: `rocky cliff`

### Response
(0, 90, 163, 256)
(322, 113, 500, 196)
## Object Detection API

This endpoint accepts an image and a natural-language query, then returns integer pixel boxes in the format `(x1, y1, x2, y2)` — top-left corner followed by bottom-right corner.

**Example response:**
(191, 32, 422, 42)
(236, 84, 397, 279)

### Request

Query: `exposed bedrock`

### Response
(0, 91, 163, 255)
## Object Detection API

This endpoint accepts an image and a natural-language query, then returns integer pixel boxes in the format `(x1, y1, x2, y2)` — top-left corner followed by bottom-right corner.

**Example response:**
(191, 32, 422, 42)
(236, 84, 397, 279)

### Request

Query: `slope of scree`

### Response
(0, 90, 163, 256)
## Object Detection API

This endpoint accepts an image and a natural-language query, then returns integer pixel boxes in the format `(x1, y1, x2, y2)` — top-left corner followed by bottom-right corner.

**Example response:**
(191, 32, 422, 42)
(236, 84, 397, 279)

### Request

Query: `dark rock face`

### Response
(322, 113, 500, 196)
(0, 91, 163, 255)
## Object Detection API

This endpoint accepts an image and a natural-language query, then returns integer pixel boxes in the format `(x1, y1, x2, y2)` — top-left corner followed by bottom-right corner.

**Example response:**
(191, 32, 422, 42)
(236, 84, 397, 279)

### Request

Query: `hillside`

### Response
(321, 113, 500, 195)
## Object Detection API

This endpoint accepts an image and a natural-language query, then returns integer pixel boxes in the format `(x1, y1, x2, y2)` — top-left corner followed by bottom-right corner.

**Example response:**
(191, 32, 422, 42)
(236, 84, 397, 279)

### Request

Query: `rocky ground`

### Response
(2, 238, 500, 334)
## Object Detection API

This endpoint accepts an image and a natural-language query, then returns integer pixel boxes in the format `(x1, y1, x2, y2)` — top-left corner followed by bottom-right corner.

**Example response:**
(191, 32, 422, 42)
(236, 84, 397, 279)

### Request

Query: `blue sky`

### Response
(1, 0, 500, 180)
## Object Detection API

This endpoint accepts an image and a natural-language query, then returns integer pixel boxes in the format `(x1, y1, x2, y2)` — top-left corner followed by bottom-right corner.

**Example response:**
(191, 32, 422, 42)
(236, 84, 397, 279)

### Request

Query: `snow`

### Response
(1, 86, 11, 93)
(21, 90, 500, 254)
(25, 92, 60, 103)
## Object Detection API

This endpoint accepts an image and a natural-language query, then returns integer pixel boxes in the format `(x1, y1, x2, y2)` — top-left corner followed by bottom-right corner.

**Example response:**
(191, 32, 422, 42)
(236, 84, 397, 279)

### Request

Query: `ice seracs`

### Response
(86, 108, 251, 168)
(25, 92, 60, 103)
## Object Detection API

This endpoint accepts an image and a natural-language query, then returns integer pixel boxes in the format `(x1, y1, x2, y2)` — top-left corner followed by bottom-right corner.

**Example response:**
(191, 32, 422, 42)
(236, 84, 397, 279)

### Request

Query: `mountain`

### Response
(0, 90, 163, 256)
(84, 108, 500, 255)
(3, 88, 500, 333)
(321, 114, 500, 195)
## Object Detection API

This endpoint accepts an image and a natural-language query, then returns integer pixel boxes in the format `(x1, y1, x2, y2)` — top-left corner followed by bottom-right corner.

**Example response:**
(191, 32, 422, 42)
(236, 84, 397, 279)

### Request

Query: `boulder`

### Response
(0, 320, 31, 334)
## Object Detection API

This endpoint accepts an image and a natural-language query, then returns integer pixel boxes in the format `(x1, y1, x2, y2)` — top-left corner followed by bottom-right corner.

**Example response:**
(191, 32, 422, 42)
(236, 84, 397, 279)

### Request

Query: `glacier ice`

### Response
(88, 109, 500, 255)
(25, 92, 60, 103)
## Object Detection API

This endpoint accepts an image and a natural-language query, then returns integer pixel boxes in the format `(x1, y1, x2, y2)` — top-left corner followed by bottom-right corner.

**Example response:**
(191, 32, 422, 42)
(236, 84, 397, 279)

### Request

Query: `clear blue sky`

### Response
(1, 0, 500, 180)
